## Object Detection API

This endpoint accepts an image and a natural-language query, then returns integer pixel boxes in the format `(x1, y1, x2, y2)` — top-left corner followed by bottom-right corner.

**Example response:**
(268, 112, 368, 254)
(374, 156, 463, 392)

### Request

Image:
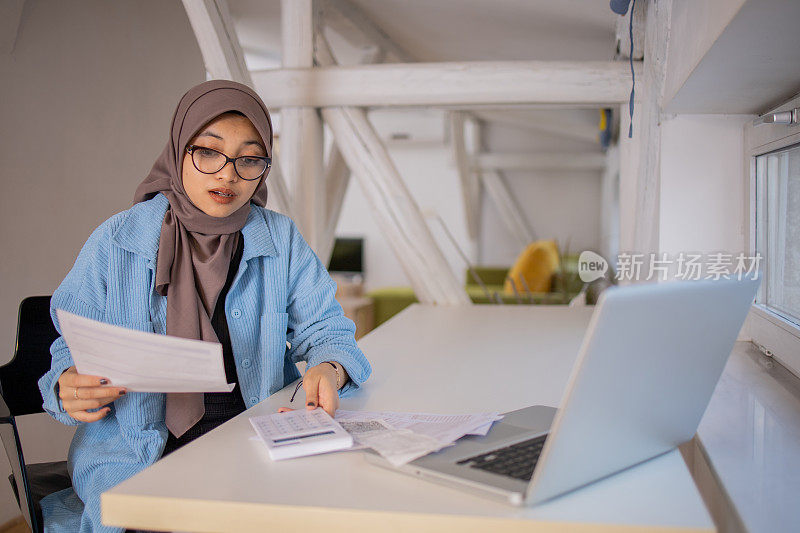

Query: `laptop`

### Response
(365, 277, 760, 505)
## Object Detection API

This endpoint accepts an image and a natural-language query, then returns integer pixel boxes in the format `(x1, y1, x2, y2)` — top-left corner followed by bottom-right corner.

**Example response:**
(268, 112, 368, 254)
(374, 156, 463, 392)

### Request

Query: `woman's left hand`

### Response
(279, 363, 340, 416)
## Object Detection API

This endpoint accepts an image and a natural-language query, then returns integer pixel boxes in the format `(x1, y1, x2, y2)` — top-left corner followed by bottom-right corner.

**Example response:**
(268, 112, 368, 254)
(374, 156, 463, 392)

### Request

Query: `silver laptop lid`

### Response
(526, 277, 759, 505)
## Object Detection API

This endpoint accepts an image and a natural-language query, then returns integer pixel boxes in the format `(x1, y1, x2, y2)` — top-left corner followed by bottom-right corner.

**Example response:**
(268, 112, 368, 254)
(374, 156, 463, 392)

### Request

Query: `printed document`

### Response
(56, 309, 234, 392)
(335, 410, 503, 466)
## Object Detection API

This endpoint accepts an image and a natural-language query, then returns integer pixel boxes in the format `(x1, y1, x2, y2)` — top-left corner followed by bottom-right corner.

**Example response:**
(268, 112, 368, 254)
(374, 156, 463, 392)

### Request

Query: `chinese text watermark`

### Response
(578, 252, 762, 283)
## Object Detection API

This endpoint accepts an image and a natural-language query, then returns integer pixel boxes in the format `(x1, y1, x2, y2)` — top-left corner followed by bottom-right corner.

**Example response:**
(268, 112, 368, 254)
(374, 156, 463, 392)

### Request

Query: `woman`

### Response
(37, 80, 371, 532)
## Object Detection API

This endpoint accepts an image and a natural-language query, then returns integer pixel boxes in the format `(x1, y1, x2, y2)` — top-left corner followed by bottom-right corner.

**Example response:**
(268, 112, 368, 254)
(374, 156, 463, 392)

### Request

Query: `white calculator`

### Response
(250, 409, 353, 460)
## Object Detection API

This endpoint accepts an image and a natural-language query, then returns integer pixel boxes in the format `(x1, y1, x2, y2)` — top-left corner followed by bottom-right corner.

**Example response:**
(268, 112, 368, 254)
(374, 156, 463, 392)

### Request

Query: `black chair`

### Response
(0, 296, 71, 532)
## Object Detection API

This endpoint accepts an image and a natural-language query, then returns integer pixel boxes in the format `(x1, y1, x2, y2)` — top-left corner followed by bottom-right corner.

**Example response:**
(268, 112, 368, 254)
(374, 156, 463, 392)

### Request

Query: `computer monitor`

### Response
(327, 237, 363, 275)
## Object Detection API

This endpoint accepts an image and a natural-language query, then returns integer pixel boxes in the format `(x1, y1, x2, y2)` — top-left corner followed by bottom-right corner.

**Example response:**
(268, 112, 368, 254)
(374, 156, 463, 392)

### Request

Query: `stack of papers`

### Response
(334, 410, 504, 466)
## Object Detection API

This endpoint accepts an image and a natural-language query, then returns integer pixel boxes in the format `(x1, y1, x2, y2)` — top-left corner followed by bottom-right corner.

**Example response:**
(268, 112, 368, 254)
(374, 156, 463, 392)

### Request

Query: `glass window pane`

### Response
(755, 143, 800, 326)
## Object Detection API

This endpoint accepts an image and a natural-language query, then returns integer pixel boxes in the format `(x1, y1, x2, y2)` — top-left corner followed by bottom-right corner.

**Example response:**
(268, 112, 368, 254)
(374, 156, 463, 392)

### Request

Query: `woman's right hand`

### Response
(57, 366, 126, 422)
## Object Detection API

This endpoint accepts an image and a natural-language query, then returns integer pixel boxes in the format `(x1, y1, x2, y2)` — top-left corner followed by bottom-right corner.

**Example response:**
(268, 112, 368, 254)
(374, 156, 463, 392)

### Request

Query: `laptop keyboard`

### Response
(456, 434, 547, 481)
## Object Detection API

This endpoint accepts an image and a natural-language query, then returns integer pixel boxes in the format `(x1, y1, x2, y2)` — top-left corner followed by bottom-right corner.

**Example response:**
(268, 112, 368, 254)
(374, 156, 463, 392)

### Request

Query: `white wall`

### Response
(480, 171, 602, 266)
(600, 145, 620, 263)
(480, 122, 603, 265)
(659, 114, 752, 256)
(0, 0, 204, 523)
(618, 108, 754, 271)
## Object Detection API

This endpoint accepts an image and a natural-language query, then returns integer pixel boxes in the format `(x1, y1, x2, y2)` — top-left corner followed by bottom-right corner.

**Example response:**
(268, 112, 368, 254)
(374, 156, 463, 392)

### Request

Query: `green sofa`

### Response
(367, 256, 584, 327)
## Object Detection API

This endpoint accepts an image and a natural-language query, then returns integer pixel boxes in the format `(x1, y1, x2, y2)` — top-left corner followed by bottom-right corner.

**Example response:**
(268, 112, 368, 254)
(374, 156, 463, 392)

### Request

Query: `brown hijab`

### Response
(133, 80, 273, 437)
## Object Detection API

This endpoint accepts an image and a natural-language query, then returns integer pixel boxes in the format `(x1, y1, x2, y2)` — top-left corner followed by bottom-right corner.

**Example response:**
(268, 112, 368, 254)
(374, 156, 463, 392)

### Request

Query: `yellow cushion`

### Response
(503, 240, 560, 295)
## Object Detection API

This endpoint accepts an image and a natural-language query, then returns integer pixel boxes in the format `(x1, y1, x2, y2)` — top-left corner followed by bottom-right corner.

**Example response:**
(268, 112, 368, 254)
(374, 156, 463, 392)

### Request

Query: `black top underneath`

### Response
(161, 235, 246, 457)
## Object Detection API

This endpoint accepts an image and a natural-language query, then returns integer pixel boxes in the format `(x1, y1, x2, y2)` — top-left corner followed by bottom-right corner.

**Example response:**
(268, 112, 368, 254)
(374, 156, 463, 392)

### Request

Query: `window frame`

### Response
(745, 92, 800, 378)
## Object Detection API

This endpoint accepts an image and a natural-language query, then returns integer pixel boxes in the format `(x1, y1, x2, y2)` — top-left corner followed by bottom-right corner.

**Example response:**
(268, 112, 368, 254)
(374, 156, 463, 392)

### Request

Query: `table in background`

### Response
(102, 305, 714, 532)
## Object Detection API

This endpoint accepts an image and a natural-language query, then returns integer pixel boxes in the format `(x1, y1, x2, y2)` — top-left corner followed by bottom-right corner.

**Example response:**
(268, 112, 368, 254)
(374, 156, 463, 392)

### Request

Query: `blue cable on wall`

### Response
(610, 0, 636, 138)
(627, 0, 636, 138)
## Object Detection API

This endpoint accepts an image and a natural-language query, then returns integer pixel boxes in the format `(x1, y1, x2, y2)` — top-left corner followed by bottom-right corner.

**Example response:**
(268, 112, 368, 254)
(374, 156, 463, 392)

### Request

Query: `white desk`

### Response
(102, 305, 714, 532)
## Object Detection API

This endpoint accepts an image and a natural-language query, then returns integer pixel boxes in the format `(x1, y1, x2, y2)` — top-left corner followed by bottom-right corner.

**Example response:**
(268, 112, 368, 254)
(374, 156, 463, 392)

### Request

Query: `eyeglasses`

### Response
(186, 145, 271, 181)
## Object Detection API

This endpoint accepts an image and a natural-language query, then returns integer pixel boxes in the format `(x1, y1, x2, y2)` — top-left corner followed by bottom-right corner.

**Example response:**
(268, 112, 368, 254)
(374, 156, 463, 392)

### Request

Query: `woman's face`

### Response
(181, 113, 266, 218)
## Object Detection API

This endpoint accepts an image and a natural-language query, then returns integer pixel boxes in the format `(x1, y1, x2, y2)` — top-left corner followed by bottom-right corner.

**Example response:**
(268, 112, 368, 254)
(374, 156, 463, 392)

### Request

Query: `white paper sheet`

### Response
(466, 420, 495, 436)
(334, 410, 503, 466)
(56, 309, 235, 393)
(357, 429, 444, 466)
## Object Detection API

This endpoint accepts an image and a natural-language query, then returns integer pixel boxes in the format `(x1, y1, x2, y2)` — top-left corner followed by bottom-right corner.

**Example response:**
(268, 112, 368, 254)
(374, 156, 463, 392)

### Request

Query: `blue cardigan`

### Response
(37, 194, 371, 532)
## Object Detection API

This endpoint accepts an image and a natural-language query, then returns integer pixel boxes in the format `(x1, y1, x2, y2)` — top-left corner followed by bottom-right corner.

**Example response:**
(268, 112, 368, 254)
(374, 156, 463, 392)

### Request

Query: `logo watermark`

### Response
(577, 251, 762, 282)
(578, 251, 609, 283)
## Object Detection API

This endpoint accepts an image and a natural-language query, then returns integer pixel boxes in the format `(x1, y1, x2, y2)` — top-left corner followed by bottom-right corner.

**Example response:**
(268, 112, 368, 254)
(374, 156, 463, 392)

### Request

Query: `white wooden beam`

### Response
(468, 117, 487, 264)
(629, 0, 673, 257)
(264, 159, 293, 218)
(600, 144, 620, 263)
(319, 0, 413, 62)
(323, 106, 471, 305)
(281, 0, 313, 68)
(251, 60, 641, 108)
(317, 146, 349, 265)
(315, 33, 469, 306)
(317, 47, 384, 266)
(181, 0, 252, 84)
(282, 108, 324, 250)
(281, 0, 325, 254)
(449, 112, 481, 262)
(481, 170, 535, 248)
(445, 103, 617, 112)
(181, 0, 293, 217)
(473, 110, 600, 144)
(474, 152, 606, 172)
(325, 148, 349, 225)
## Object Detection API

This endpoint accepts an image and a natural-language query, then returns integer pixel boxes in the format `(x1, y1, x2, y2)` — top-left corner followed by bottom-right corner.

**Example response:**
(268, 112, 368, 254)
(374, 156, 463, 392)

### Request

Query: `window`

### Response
(747, 94, 800, 378)
(754, 144, 800, 325)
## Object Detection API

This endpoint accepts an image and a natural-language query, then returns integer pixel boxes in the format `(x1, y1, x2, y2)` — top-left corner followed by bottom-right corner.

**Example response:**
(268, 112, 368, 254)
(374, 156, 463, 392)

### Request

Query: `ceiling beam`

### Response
(449, 112, 481, 261)
(317, 46, 384, 266)
(315, 32, 470, 306)
(181, 0, 294, 217)
(481, 170, 535, 248)
(251, 60, 641, 108)
(280, 0, 324, 254)
(474, 152, 606, 172)
(263, 159, 293, 218)
(181, 0, 252, 84)
(318, 0, 413, 62)
(630, 0, 672, 257)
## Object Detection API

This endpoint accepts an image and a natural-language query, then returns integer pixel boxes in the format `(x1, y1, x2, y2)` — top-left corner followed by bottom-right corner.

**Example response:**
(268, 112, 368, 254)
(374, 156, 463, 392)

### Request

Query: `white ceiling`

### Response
(347, 0, 618, 62)
(665, 0, 800, 114)
(229, 0, 619, 69)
